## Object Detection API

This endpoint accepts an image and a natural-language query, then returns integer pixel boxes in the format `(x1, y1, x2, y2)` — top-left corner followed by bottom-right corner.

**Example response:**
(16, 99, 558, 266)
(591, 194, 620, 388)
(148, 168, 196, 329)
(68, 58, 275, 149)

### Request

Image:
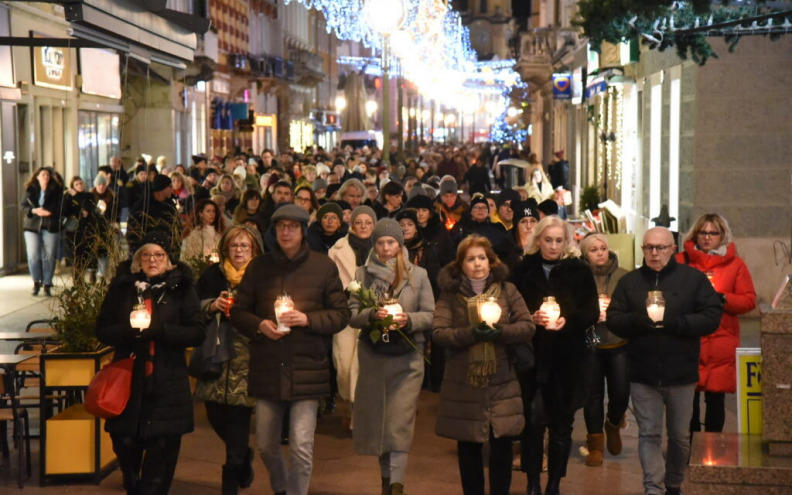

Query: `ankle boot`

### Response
(43, 284, 53, 297)
(604, 416, 625, 455)
(32, 281, 41, 296)
(221, 464, 239, 495)
(545, 477, 561, 495)
(585, 434, 604, 466)
(238, 447, 254, 488)
(527, 476, 543, 495)
(390, 482, 405, 495)
(381, 477, 390, 495)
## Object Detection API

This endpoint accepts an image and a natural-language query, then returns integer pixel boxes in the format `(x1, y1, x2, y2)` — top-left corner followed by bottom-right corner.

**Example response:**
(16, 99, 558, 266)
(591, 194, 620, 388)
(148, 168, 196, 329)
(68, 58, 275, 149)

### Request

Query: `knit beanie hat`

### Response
(317, 202, 343, 222)
(469, 194, 489, 211)
(538, 199, 559, 217)
(579, 232, 609, 256)
(497, 188, 522, 207)
(395, 208, 418, 227)
(406, 183, 427, 200)
(151, 174, 172, 193)
(372, 218, 404, 246)
(94, 174, 108, 187)
(312, 178, 329, 192)
(404, 194, 434, 211)
(135, 227, 172, 258)
(351, 205, 376, 225)
(439, 177, 458, 196)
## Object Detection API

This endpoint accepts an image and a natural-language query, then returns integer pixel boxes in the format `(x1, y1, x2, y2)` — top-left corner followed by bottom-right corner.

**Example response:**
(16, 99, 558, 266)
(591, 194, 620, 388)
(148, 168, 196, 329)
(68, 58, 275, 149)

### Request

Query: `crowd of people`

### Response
(23, 142, 757, 495)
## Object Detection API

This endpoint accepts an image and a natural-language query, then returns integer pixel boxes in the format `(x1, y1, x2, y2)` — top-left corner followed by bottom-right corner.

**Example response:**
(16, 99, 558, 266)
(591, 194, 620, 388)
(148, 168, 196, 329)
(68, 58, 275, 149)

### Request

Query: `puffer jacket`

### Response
(231, 243, 349, 401)
(96, 260, 206, 438)
(433, 263, 535, 443)
(676, 241, 756, 393)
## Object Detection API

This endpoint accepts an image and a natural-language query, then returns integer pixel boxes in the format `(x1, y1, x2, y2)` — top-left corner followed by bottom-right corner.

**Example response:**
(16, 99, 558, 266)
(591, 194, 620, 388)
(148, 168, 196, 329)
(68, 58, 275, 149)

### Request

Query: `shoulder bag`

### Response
(85, 355, 135, 419)
(188, 312, 235, 380)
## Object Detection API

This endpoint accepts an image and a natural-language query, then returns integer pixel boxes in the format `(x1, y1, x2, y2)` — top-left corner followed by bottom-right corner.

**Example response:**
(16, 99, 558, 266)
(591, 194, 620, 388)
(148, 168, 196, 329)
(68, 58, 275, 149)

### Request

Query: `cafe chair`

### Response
(0, 373, 32, 488)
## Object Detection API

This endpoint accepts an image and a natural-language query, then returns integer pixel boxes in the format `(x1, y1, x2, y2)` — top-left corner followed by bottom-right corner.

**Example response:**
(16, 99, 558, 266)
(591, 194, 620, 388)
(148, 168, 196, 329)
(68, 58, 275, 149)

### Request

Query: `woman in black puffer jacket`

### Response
(96, 229, 205, 495)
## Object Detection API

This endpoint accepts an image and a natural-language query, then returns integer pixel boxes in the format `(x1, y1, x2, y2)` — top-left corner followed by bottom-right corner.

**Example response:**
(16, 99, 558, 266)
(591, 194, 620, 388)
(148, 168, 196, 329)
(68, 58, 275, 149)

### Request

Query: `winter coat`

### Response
(349, 251, 435, 456)
(193, 263, 255, 408)
(584, 253, 629, 348)
(419, 218, 456, 268)
(95, 261, 206, 438)
(75, 189, 118, 261)
(21, 183, 62, 233)
(231, 243, 349, 401)
(607, 257, 723, 387)
(180, 225, 224, 261)
(676, 241, 756, 393)
(462, 164, 491, 196)
(433, 263, 534, 443)
(451, 218, 512, 262)
(307, 221, 347, 255)
(512, 253, 600, 412)
(405, 234, 444, 299)
(435, 196, 468, 228)
(126, 198, 180, 255)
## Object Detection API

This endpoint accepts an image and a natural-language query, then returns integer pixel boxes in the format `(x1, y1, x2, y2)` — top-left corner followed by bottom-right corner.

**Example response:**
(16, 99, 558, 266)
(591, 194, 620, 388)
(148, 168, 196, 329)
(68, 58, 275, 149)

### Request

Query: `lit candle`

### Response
(705, 271, 715, 289)
(129, 303, 151, 330)
(382, 299, 403, 317)
(274, 294, 294, 333)
(598, 293, 611, 313)
(97, 199, 107, 215)
(478, 297, 502, 327)
(540, 296, 561, 329)
(646, 291, 665, 323)
(444, 217, 456, 230)
(208, 249, 220, 264)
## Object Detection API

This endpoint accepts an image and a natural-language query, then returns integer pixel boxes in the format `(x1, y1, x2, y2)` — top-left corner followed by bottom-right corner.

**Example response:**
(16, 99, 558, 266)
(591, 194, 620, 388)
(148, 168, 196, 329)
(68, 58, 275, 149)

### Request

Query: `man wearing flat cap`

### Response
(232, 205, 349, 495)
(126, 173, 180, 258)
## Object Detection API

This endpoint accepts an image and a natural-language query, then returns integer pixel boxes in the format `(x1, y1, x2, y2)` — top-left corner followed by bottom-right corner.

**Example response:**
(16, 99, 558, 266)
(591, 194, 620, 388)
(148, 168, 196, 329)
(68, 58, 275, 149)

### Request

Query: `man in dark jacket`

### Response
(127, 174, 180, 257)
(231, 205, 349, 495)
(607, 227, 722, 495)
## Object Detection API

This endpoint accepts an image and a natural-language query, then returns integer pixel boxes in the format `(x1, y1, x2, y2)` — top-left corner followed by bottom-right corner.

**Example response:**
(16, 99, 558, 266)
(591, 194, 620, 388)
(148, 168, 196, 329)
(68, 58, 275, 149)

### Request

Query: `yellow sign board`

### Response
(33, 41, 73, 91)
(255, 114, 275, 127)
(736, 348, 762, 435)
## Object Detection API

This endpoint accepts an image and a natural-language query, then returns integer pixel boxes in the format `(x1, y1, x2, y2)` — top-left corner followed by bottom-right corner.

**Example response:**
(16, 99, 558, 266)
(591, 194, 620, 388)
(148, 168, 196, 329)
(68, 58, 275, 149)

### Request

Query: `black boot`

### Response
(43, 285, 53, 297)
(222, 464, 239, 495)
(528, 477, 543, 495)
(238, 447, 254, 488)
(545, 436, 572, 495)
(545, 477, 560, 495)
(32, 281, 41, 296)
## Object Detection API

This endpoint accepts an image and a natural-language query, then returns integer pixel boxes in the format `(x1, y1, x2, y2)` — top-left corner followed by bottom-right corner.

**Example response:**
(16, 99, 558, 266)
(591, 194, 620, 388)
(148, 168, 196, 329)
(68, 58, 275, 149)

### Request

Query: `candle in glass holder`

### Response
(274, 294, 294, 333)
(646, 290, 665, 322)
(97, 199, 107, 215)
(208, 249, 220, 264)
(478, 297, 502, 327)
(129, 303, 151, 330)
(540, 296, 561, 329)
(598, 293, 611, 313)
(382, 299, 403, 317)
(224, 290, 235, 318)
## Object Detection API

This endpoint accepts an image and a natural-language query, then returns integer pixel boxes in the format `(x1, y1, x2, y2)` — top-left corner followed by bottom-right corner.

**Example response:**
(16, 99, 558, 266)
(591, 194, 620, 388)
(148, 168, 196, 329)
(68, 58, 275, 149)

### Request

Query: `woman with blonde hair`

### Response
(512, 216, 599, 495)
(211, 173, 242, 214)
(524, 166, 554, 204)
(676, 213, 756, 433)
(434, 235, 535, 495)
(349, 218, 434, 495)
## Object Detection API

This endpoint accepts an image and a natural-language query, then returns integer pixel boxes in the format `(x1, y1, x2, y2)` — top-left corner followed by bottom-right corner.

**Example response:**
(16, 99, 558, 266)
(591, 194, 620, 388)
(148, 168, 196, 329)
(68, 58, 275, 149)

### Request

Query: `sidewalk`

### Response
(0, 270, 755, 494)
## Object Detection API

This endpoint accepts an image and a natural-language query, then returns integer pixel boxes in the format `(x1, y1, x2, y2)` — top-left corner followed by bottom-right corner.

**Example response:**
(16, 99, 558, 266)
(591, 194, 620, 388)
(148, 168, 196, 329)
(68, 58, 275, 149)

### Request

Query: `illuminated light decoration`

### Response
(335, 95, 347, 111)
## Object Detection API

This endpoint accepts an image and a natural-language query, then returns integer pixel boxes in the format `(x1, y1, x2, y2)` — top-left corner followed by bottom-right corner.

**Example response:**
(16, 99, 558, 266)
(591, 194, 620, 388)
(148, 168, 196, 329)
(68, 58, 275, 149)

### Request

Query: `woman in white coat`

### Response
(327, 205, 377, 426)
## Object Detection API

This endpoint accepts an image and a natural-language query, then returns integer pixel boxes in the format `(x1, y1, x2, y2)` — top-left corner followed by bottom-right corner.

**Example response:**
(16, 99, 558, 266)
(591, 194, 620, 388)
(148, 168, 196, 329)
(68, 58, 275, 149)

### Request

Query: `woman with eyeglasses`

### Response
(96, 229, 205, 495)
(194, 226, 264, 494)
(327, 205, 377, 429)
(294, 184, 319, 223)
(676, 213, 756, 433)
(511, 216, 599, 495)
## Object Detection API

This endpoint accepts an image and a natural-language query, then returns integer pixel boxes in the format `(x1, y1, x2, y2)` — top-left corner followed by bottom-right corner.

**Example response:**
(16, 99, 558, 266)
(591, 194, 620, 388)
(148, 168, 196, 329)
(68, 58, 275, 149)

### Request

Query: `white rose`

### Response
(348, 280, 362, 292)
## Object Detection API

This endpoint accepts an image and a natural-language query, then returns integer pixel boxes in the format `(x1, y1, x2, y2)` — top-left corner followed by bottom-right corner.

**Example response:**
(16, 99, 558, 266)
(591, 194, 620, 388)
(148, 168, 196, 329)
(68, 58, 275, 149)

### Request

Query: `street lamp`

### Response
(364, 0, 407, 165)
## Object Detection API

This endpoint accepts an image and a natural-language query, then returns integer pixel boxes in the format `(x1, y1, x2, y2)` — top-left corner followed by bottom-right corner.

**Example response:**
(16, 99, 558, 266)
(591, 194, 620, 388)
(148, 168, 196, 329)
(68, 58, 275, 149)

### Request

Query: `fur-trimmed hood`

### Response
(437, 261, 509, 294)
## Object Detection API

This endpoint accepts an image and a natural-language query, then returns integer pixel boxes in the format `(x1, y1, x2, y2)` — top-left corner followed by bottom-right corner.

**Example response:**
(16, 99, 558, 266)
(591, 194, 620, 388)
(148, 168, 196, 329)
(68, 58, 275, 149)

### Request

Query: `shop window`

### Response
(78, 111, 119, 182)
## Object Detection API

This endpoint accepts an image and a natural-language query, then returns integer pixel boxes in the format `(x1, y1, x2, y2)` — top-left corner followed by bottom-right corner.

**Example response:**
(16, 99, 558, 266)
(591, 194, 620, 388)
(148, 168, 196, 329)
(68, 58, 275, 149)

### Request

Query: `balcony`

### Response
(514, 27, 579, 88)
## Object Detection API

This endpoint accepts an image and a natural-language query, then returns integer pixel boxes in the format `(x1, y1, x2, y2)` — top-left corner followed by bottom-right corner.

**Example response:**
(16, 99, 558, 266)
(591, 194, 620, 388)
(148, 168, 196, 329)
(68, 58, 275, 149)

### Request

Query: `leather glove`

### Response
(472, 322, 503, 342)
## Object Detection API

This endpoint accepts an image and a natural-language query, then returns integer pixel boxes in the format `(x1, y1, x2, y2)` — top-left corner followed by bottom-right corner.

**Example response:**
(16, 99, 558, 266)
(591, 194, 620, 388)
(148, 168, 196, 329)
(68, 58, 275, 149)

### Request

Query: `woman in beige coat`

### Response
(327, 205, 377, 425)
(433, 235, 535, 495)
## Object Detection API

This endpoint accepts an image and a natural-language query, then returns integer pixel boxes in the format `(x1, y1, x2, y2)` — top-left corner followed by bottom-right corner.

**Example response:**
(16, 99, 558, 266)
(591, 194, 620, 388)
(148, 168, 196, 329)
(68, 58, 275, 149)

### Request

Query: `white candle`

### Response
(208, 249, 220, 263)
(478, 297, 502, 327)
(540, 297, 561, 329)
(647, 303, 665, 322)
(97, 199, 107, 215)
(382, 301, 403, 317)
(129, 304, 151, 330)
(274, 295, 294, 333)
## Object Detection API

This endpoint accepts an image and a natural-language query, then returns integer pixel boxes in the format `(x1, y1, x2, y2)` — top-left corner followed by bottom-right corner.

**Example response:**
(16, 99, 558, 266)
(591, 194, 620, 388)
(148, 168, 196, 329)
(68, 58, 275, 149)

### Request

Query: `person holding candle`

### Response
(433, 235, 535, 495)
(607, 227, 723, 495)
(194, 225, 264, 495)
(579, 233, 631, 466)
(327, 205, 377, 428)
(675, 213, 756, 433)
(348, 218, 435, 495)
(181, 199, 225, 263)
(95, 228, 206, 495)
(511, 215, 600, 495)
(231, 205, 349, 495)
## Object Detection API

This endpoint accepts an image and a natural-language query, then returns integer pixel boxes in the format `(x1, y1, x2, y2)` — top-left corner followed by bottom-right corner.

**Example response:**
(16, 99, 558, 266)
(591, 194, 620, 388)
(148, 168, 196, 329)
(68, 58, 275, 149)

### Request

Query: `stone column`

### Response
(760, 304, 792, 456)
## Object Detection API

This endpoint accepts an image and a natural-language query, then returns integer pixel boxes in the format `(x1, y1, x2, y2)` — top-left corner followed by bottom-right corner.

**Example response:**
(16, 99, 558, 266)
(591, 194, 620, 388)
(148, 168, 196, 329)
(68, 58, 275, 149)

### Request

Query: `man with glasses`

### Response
(232, 204, 349, 495)
(606, 227, 722, 495)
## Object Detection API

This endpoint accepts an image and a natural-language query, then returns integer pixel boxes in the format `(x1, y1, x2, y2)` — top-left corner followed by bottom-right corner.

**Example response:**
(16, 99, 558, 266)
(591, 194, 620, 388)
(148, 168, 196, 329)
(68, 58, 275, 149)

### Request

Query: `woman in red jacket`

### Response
(676, 213, 756, 432)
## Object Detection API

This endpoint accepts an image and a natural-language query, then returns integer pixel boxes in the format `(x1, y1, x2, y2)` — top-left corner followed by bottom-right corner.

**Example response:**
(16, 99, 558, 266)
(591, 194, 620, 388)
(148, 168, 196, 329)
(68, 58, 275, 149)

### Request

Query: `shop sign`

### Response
(552, 73, 572, 100)
(585, 79, 607, 99)
(255, 114, 275, 127)
(33, 36, 72, 90)
(736, 348, 762, 435)
(79, 48, 121, 99)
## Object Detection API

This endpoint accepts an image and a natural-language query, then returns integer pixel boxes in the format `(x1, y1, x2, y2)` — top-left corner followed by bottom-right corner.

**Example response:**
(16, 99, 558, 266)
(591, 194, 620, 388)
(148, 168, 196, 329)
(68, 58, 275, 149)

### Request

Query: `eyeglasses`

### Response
(353, 220, 374, 227)
(275, 222, 301, 232)
(471, 205, 488, 211)
(141, 252, 167, 261)
(641, 245, 673, 253)
(697, 231, 720, 237)
(229, 243, 251, 251)
(295, 196, 312, 203)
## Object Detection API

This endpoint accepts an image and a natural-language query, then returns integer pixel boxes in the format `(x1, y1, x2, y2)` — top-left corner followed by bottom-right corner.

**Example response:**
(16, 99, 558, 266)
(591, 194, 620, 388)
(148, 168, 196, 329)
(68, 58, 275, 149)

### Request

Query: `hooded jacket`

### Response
(433, 262, 534, 443)
(96, 260, 206, 438)
(676, 241, 756, 393)
(607, 256, 723, 387)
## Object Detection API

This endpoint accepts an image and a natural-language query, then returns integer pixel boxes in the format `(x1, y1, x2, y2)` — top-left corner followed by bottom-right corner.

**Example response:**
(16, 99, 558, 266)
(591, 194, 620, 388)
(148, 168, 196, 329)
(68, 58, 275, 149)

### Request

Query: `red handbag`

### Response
(84, 356, 135, 419)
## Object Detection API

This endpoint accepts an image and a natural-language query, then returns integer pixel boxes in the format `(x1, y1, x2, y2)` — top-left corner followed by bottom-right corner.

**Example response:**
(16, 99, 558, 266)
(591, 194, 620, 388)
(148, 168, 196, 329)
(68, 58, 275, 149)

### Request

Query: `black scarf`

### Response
(349, 233, 373, 266)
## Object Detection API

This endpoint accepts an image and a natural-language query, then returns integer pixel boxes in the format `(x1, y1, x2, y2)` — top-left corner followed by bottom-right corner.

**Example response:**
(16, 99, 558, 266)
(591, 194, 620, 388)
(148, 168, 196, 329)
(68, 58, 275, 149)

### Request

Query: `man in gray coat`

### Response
(232, 205, 349, 495)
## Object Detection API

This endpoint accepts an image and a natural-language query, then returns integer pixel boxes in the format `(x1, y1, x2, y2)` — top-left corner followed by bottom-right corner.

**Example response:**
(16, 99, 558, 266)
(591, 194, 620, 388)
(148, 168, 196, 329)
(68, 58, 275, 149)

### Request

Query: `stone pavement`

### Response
(0, 271, 756, 494)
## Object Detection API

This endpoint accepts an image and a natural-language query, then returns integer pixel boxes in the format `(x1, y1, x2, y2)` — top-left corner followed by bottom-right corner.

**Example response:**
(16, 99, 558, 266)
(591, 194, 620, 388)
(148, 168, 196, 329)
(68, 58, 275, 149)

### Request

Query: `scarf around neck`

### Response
(223, 258, 248, 287)
(460, 282, 502, 388)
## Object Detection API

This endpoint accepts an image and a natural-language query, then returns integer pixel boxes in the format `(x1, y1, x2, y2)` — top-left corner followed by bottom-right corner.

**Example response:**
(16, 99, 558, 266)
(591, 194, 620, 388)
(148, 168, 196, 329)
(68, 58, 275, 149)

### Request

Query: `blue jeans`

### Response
(255, 399, 319, 495)
(24, 230, 59, 286)
(631, 381, 696, 495)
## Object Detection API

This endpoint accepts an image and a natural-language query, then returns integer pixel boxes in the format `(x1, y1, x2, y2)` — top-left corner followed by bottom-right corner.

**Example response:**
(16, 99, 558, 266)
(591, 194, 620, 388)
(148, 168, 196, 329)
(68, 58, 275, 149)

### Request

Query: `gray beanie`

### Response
(351, 205, 376, 225)
(312, 178, 328, 192)
(406, 184, 427, 200)
(439, 178, 458, 196)
(372, 218, 404, 246)
(316, 202, 343, 222)
(271, 204, 310, 225)
(94, 174, 108, 187)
